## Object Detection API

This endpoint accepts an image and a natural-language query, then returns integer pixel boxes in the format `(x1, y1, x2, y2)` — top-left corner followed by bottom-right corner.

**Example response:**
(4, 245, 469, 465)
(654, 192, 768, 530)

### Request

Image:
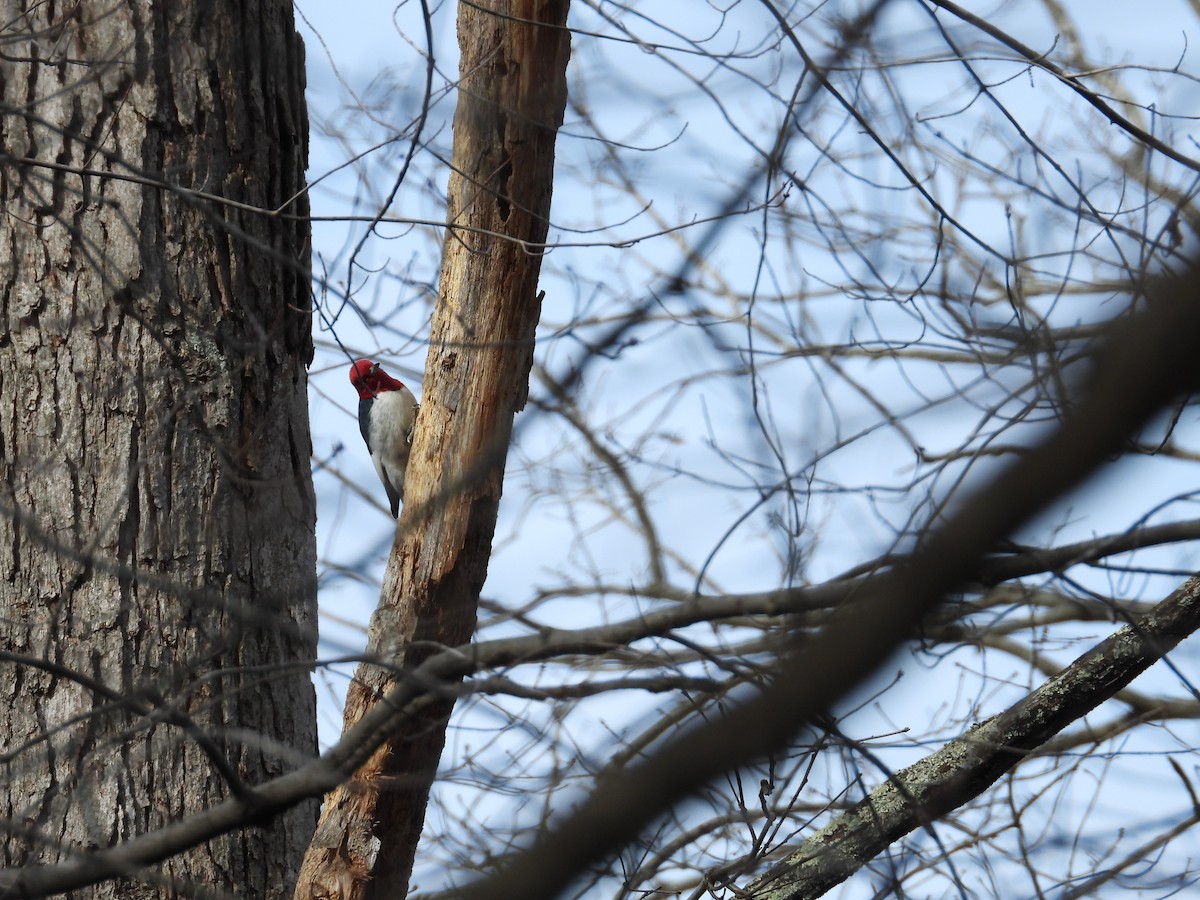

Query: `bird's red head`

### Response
(349, 358, 407, 399)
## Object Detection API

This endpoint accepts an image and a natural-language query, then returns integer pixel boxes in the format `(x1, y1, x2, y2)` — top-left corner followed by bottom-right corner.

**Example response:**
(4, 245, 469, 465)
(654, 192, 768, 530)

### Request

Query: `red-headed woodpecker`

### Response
(349, 359, 419, 517)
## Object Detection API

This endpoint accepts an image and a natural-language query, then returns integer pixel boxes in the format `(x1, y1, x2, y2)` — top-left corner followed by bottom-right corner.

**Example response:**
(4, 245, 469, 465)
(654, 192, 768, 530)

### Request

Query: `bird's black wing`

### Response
(358, 397, 374, 451)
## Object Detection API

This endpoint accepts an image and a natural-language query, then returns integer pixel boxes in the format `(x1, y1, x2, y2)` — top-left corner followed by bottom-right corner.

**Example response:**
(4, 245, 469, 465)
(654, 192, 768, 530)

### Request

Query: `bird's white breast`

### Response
(369, 387, 417, 496)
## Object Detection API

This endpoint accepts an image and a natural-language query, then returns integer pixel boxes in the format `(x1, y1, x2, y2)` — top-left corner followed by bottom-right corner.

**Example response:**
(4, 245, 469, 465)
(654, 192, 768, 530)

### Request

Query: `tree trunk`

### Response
(293, 2, 571, 897)
(0, 1, 317, 896)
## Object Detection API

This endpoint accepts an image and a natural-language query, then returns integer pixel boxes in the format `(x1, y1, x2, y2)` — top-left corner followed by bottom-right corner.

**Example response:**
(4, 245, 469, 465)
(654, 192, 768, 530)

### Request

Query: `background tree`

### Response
(0, 1, 317, 896)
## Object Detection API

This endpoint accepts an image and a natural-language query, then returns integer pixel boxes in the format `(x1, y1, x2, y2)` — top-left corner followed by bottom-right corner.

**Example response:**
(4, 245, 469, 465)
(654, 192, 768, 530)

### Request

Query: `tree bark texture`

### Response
(293, 2, 571, 898)
(0, 2, 317, 897)
(746, 574, 1200, 900)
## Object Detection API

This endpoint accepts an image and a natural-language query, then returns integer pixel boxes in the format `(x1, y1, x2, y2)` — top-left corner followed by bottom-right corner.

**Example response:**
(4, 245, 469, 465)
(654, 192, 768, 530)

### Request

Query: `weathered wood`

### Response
(0, 1, 317, 896)
(293, 2, 572, 898)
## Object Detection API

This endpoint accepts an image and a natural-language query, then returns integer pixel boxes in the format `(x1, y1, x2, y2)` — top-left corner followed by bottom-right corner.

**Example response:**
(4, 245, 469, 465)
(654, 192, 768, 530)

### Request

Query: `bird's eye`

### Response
(369, 363, 380, 377)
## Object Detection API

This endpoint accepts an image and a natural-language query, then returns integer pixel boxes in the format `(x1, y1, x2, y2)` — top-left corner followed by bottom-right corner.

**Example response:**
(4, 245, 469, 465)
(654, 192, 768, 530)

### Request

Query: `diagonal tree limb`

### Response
(925, 0, 1200, 174)
(746, 572, 1200, 899)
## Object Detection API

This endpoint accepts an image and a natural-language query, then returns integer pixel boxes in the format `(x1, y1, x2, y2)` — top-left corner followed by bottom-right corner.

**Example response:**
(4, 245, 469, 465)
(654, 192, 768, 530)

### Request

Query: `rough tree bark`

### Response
(0, 2, 317, 897)
(293, 2, 571, 897)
